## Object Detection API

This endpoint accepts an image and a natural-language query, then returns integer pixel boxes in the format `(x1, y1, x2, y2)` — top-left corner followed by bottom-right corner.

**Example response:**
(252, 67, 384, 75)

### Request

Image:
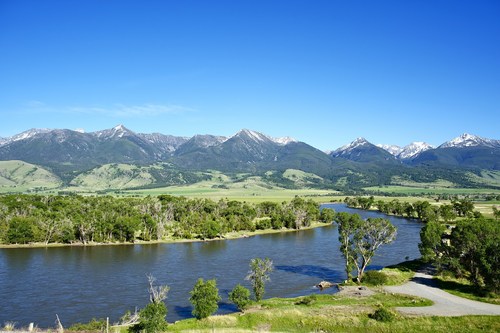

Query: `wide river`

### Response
(0, 204, 423, 328)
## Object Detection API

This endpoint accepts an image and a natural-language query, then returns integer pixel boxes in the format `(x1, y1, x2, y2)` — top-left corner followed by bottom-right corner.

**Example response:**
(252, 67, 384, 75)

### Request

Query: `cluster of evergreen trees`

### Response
(0, 194, 332, 245)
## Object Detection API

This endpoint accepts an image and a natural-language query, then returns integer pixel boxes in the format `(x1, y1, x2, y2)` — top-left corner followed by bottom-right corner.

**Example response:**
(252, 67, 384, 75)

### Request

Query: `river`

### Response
(0, 204, 423, 328)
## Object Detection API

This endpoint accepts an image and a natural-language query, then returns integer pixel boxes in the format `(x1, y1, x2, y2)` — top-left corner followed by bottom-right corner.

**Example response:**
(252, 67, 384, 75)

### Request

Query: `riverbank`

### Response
(0, 220, 332, 249)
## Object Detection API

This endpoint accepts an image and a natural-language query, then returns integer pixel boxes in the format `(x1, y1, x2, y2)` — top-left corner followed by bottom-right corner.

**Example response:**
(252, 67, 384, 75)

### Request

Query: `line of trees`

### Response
(346, 196, 499, 293)
(0, 194, 333, 245)
(344, 196, 477, 222)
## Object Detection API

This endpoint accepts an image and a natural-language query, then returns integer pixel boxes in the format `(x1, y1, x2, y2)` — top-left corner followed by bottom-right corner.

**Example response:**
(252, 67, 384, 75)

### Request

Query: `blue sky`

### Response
(1, 0, 499, 150)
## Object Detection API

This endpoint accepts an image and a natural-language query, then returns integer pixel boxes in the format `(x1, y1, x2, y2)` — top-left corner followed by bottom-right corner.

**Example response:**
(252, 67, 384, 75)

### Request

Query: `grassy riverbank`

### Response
(108, 291, 497, 333)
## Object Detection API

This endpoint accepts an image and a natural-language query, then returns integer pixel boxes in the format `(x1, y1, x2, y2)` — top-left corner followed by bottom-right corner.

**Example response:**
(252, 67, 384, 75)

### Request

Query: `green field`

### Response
(124, 182, 337, 202)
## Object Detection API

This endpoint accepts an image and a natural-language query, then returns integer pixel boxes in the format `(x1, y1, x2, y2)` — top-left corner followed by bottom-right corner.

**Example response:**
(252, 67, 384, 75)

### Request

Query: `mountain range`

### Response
(0, 126, 499, 191)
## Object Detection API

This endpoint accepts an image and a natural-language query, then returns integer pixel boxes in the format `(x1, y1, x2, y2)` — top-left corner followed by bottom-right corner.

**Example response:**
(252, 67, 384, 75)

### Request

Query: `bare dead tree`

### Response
(147, 274, 169, 304)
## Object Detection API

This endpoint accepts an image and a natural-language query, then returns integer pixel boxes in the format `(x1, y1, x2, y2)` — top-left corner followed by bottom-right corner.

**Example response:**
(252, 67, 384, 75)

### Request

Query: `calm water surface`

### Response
(0, 204, 422, 327)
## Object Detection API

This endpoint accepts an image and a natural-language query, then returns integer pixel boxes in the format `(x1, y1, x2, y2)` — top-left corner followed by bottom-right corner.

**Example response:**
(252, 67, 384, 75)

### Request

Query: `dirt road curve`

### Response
(384, 272, 500, 316)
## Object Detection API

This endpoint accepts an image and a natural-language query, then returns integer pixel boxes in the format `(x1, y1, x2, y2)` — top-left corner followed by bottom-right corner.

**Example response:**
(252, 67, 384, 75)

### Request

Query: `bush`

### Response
(189, 278, 221, 319)
(294, 294, 317, 306)
(363, 270, 388, 286)
(68, 318, 106, 331)
(229, 284, 251, 311)
(369, 307, 395, 322)
(132, 302, 168, 333)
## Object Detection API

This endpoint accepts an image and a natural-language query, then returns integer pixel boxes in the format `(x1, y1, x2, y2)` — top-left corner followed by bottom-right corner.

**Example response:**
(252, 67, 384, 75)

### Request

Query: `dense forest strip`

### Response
(0, 194, 335, 246)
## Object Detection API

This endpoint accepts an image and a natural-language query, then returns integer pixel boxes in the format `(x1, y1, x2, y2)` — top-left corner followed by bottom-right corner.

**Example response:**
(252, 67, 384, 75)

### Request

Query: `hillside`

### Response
(0, 126, 499, 193)
(0, 160, 62, 192)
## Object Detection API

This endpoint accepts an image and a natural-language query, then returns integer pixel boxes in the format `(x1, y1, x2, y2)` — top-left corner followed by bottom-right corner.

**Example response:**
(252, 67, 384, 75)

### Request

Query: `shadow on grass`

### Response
(386, 258, 426, 273)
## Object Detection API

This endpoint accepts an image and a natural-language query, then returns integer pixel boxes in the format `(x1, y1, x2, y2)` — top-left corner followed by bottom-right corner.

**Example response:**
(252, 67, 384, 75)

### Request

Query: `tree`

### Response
(493, 206, 500, 221)
(452, 198, 474, 217)
(245, 257, 273, 301)
(7, 217, 35, 244)
(352, 218, 396, 282)
(445, 218, 500, 292)
(438, 204, 456, 223)
(319, 208, 335, 223)
(229, 284, 251, 311)
(189, 278, 221, 319)
(419, 220, 446, 263)
(130, 274, 169, 333)
(334, 212, 362, 281)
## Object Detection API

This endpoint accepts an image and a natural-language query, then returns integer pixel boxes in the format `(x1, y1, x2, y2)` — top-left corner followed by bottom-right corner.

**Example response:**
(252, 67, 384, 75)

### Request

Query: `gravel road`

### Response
(384, 272, 500, 316)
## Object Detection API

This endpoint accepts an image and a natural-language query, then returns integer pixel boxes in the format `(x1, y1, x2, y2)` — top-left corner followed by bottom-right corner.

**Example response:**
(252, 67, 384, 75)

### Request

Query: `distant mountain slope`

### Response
(410, 134, 500, 170)
(0, 160, 62, 190)
(0, 126, 499, 191)
(331, 138, 399, 165)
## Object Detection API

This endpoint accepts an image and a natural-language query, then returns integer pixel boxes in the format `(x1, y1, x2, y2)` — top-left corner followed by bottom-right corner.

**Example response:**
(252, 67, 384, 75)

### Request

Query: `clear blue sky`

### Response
(1, 0, 499, 150)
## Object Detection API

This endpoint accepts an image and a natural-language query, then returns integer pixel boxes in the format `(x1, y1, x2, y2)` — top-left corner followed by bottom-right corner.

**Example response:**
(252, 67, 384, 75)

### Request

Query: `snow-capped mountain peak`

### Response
(273, 136, 297, 145)
(331, 137, 371, 156)
(232, 129, 273, 143)
(376, 144, 402, 156)
(94, 124, 134, 139)
(398, 142, 434, 159)
(439, 133, 499, 148)
(1, 128, 53, 146)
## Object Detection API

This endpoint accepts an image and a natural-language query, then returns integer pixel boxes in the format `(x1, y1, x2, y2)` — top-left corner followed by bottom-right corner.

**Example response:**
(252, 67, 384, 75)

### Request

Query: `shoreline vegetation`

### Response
(0, 194, 338, 248)
(0, 220, 331, 249)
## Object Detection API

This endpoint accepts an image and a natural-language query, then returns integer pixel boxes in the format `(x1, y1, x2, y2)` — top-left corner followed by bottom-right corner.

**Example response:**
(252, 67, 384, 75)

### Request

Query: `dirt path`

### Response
(384, 271, 500, 316)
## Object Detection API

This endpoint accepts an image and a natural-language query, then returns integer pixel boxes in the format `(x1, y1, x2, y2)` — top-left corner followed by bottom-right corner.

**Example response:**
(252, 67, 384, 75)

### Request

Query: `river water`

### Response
(0, 204, 422, 327)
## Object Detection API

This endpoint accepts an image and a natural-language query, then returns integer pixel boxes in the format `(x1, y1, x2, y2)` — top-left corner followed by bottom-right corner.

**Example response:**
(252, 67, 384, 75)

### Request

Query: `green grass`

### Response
(434, 275, 500, 305)
(70, 163, 155, 190)
(122, 176, 337, 202)
(111, 292, 498, 333)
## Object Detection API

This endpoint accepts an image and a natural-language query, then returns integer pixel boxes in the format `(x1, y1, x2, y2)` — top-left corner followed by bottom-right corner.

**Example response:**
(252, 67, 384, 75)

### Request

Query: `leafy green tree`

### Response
(229, 284, 251, 311)
(419, 220, 446, 263)
(352, 218, 397, 282)
(452, 198, 474, 217)
(7, 217, 35, 244)
(130, 274, 169, 333)
(438, 204, 456, 223)
(445, 218, 500, 292)
(189, 278, 221, 319)
(492, 206, 500, 221)
(200, 218, 221, 239)
(245, 257, 274, 301)
(335, 212, 363, 281)
(319, 208, 335, 223)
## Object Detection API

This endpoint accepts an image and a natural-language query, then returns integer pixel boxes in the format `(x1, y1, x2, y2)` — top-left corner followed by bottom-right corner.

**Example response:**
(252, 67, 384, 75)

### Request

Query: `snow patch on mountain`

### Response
(439, 133, 500, 148)
(398, 142, 434, 159)
(273, 136, 297, 145)
(93, 124, 134, 139)
(2, 128, 52, 145)
(376, 144, 403, 156)
(333, 137, 370, 155)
